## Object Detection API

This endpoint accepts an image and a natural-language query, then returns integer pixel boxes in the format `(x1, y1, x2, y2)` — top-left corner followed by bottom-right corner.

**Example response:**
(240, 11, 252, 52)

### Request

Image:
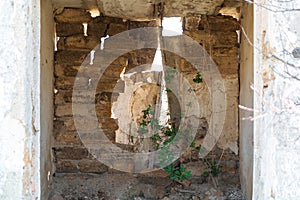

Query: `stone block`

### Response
(55, 103, 111, 118)
(87, 20, 107, 39)
(212, 56, 239, 77)
(54, 8, 92, 23)
(55, 50, 89, 65)
(211, 31, 238, 47)
(183, 16, 201, 31)
(55, 64, 79, 77)
(64, 117, 100, 131)
(102, 130, 116, 142)
(55, 77, 89, 90)
(59, 35, 100, 51)
(107, 23, 128, 36)
(54, 147, 89, 160)
(92, 16, 125, 25)
(56, 23, 84, 37)
(55, 160, 79, 173)
(199, 15, 239, 32)
(212, 47, 238, 57)
(98, 118, 119, 131)
(78, 159, 108, 174)
(129, 20, 158, 29)
(55, 132, 82, 146)
(54, 119, 65, 132)
(96, 80, 124, 93)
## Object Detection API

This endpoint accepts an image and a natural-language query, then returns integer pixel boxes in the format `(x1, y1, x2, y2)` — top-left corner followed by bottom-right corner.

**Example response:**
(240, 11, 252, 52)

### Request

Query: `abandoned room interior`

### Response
(1, 0, 299, 199)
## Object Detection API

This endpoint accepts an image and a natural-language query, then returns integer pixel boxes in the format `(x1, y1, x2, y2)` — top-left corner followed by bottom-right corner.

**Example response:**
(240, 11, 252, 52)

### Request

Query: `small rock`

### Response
(50, 194, 64, 200)
(192, 195, 200, 200)
(292, 47, 300, 58)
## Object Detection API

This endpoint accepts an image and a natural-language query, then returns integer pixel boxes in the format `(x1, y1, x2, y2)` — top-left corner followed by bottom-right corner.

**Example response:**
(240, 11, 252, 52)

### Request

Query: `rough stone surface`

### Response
(54, 8, 92, 23)
(52, 0, 243, 20)
(50, 174, 245, 199)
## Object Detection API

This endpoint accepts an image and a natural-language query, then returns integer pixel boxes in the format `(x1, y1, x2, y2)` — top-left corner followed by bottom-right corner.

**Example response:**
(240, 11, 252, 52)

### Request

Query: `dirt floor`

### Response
(49, 173, 245, 200)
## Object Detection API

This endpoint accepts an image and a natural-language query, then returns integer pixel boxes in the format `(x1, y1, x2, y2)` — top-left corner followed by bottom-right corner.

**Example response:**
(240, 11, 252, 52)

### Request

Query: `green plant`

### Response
(202, 158, 222, 177)
(166, 88, 172, 93)
(190, 140, 201, 150)
(193, 72, 203, 83)
(162, 127, 177, 145)
(164, 164, 192, 182)
(150, 133, 161, 150)
(142, 105, 153, 118)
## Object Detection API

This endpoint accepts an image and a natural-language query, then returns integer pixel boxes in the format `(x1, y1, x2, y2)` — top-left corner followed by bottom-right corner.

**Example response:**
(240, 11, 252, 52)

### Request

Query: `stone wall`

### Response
(53, 8, 158, 174)
(53, 8, 240, 187)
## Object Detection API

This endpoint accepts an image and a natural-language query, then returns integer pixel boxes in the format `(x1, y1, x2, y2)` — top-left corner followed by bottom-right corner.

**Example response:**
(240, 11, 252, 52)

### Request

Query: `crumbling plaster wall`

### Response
(0, 0, 41, 199)
(253, 0, 300, 199)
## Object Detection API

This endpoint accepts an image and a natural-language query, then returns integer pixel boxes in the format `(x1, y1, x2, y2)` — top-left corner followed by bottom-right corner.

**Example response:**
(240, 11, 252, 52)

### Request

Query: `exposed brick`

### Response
(212, 47, 238, 57)
(55, 89, 118, 105)
(56, 23, 84, 37)
(98, 118, 119, 131)
(53, 9, 239, 179)
(55, 64, 79, 77)
(211, 32, 238, 47)
(212, 56, 239, 76)
(92, 16, 125, 25)
(55, 103, 111, 118)
(206, 16, 239, 32)
(87, 20, 107, 38)
(78, 160, 108, 174)
(103, 130, 116, 142)
(54, 8, 92, 23)
(64, 117, 100, 131)
(184, 30, 238, 47)
(54, 119, 65, 132)
(107, 23, 128, 36)
(195, 15, 239, 32)
(55, 51, 89, 65)
(54, 147, 89, 160)
(96, 80, 124, 93)
(58, 35, 100, 51)
(55, 77, 89, 90)
(55, 160, 79, 173)
(129, 20, 158, 29)
(55, 132, 82, 146)
(183, 16, 201, 31)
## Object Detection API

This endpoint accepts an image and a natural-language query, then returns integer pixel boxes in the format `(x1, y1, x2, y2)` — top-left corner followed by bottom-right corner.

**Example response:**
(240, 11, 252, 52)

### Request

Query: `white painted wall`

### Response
(0, 0, 41, 199)
(253, 0, 300, 199)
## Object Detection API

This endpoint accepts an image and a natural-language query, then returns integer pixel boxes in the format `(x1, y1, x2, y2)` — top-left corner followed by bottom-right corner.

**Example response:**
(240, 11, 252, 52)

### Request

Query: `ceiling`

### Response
(52, 0, 241, 20)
